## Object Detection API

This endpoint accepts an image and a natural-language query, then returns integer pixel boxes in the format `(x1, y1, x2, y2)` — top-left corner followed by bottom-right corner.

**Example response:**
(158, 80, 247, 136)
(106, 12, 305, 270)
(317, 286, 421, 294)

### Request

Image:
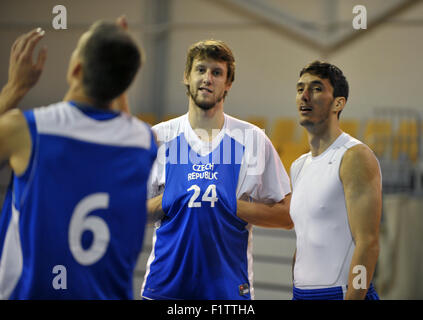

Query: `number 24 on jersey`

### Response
(187, 184, 218, 208)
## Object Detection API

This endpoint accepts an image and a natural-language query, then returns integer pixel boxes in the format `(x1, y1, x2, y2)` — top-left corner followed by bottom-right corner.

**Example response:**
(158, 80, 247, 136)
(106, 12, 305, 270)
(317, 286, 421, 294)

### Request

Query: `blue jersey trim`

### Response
(0, 174, 14, 258)
(20, 110, 38, 181)
(11, 110, 40, 211)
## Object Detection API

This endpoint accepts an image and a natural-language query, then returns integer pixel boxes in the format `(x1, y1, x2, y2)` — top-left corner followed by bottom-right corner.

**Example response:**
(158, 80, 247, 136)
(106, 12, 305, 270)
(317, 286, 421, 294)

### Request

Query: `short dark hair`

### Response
(80, 21, 142, 107)
(299, 61, 349, 119)
(185, 39, 235, 84)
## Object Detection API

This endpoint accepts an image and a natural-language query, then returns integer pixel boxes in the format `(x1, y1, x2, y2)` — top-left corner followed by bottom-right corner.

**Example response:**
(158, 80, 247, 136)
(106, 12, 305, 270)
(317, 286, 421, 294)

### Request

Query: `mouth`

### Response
(300, 105, 313, 114)
(199, 87, 213, 94)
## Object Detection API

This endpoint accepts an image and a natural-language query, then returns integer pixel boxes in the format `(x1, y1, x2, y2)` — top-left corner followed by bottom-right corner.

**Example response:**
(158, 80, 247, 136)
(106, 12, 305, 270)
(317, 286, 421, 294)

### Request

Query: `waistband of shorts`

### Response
(293, 283, 376, 300)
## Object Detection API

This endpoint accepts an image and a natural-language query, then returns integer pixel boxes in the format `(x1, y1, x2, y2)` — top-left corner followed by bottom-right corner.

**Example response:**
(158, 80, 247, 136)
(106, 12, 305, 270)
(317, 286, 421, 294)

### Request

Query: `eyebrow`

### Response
(194, 64, 224, 74)
(296, 80, 324, 88)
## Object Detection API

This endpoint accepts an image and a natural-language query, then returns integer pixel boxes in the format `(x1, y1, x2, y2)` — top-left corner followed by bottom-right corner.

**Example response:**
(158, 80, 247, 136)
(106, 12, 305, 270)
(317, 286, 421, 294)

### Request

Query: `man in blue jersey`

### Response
(0, 17, 157, 299)
(142, 40, 293, 300)
(288, 61, 381, 300)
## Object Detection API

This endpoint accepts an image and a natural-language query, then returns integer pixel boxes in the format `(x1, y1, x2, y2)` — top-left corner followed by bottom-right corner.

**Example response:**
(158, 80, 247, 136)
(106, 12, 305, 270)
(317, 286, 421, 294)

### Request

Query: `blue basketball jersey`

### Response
(142, 114, 290, 300)
(0, 101, 157, 299)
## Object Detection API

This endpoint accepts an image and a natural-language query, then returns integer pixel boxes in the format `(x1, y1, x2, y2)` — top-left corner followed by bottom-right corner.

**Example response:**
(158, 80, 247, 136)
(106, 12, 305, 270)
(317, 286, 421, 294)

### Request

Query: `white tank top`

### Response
(290, 132, 362, 289)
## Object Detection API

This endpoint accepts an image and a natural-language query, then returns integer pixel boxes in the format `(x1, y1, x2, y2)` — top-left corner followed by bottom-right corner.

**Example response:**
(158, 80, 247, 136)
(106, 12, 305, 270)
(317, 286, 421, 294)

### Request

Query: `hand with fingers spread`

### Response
(8, 27, 47, 95)
(116, 15, 128, 30)
(0, 28, 47, 114)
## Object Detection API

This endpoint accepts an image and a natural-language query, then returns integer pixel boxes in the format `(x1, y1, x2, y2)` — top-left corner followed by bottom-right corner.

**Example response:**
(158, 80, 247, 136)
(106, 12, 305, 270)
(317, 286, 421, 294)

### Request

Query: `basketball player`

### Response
(0, 18, 157, 299)
(289, 61, 382, 299)
(141, 40, 292, 300)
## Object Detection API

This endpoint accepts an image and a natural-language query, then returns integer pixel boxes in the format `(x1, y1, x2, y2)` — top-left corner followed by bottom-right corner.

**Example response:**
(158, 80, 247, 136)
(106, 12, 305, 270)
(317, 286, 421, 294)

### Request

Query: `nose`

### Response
(202, 70, 212, 85)
(300, 87, 310, 102)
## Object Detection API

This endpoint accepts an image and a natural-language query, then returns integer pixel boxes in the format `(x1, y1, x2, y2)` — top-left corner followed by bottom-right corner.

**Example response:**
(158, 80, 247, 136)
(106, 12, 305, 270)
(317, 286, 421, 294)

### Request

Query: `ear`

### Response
(72, 62, 82, 76)
(333, 97, 346, 114)
(225, 81, 232, 92)
(183, 73, 189, 85)
(72, 62, 82, 78)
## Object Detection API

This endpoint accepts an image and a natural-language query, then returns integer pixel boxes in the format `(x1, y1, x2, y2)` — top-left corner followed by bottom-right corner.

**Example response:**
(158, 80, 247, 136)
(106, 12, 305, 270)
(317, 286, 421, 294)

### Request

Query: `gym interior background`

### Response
(0, 0, 422, 299)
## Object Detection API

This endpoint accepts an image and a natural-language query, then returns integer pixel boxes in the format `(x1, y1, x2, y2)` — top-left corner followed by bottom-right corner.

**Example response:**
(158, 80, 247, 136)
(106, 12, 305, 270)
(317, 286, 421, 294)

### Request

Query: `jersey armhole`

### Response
(17, 110, 38, 181)
(149, 126, 158, 161)
(290, 155, 308, 187)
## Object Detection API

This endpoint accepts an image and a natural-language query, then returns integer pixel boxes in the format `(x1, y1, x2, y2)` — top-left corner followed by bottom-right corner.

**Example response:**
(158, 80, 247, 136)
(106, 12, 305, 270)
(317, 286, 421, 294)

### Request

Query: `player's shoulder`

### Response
(288, 152, 311, 184)
(339, 132, 375, 161)
(340, 138, 380, 181)
(0, 108, 27, 134)
(0, 108, 25, 120)
(31, 101, 82, 127)
(291, 152, 311, 171)
(1, 102, 64, 134)
(338, 132, 363, 150)
(123, 114, 155, 145)
(224, 114, 271, 146)
(33, 101, 70, 115)
(152, 113, 186, 143)
(225, 114, 265, 133)
(343, 142, 378, 166)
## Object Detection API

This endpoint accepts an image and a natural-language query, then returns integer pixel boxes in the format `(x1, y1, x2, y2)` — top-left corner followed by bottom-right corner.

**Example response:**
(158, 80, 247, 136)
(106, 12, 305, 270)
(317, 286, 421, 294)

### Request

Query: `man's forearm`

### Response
(237, 197, 293, 229)
(1, 28, 47, 116)
(345, 241, 379, 300)
(0, 83, 28, 115)
(147, 194, 165, 223)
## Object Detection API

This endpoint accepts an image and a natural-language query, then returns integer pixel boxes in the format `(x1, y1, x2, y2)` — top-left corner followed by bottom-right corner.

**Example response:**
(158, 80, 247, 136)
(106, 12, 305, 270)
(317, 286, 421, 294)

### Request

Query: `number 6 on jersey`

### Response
(187, 184, 218, 208)
(68, 193, 111, 266)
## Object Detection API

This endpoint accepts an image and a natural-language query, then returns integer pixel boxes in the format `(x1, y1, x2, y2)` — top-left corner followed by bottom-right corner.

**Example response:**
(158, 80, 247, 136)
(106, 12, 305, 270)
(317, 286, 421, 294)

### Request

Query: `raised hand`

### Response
(116, 15, 128, 31)
(8, 28, 47, 95)
(0, 28, 47, 114)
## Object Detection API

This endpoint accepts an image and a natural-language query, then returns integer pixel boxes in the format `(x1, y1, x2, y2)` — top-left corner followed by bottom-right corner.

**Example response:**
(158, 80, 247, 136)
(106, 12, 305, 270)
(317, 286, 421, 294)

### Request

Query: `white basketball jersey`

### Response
(290, 132, 363, 289)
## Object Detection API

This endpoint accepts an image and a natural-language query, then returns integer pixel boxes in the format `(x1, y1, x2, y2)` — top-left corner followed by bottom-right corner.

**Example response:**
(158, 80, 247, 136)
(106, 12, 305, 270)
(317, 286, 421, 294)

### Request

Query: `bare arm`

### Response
(147, 192, 294, 229)
(0, 84, 28, 116)
(236, 193, 293, 229)
(340, 144, 382, 300)
(0, 109, 32, 175)
(147, 194, 165, 223)
(0, 28, 47, 173)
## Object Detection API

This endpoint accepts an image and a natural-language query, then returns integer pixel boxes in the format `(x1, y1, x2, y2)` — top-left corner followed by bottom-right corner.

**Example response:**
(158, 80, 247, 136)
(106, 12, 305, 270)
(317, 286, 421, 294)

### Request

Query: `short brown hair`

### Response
(184, 39, 235, 84)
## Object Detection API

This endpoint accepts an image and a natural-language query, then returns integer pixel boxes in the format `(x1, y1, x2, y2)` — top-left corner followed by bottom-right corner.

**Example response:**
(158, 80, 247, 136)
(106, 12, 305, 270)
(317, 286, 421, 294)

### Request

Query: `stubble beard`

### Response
(188, 85, 225, 111)
(299, 104, 332, 134)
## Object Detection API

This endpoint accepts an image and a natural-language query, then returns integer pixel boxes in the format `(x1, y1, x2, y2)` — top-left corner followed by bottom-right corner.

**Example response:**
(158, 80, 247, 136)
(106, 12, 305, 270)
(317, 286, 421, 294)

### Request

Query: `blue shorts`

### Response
(293, 283, 379, 300)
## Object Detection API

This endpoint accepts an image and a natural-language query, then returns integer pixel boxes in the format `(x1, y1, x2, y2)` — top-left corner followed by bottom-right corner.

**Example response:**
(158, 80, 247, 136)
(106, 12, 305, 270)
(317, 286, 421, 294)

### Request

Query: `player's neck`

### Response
(63, 85, 110, 110)
(64, 85, 92, 106)
(188, 100, 225, 142)
(307, 122, 343, 157)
